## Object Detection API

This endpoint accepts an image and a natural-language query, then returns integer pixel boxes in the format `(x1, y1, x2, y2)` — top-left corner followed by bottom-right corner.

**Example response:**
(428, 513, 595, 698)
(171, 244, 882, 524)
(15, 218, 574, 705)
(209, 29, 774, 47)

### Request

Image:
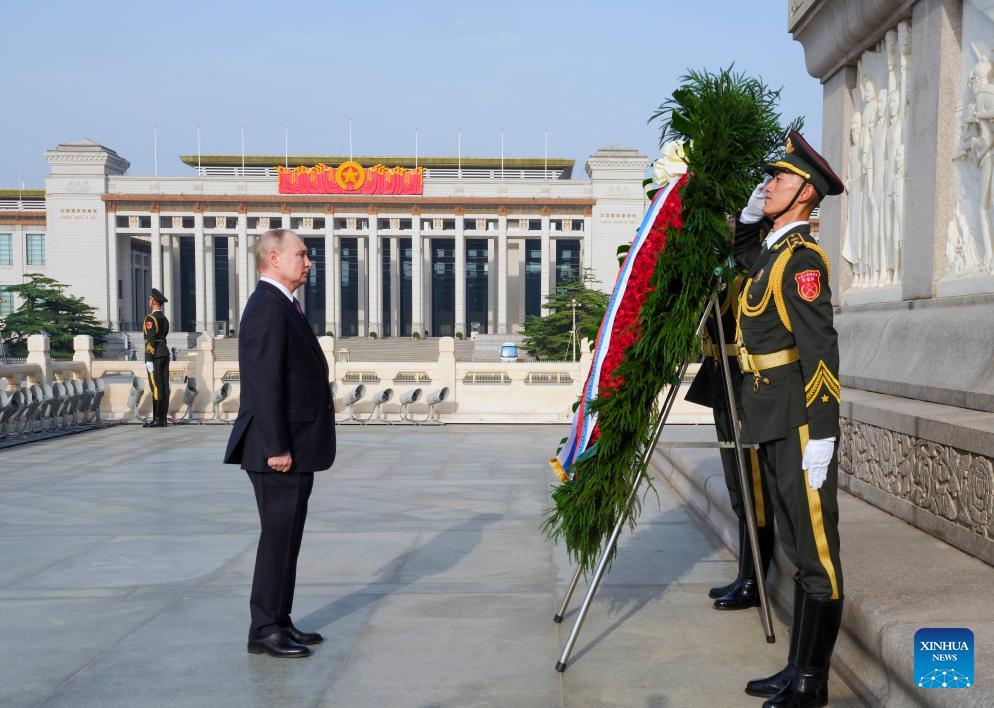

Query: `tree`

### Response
(521, 269, 608, 360)
(1, 274, 112, 357)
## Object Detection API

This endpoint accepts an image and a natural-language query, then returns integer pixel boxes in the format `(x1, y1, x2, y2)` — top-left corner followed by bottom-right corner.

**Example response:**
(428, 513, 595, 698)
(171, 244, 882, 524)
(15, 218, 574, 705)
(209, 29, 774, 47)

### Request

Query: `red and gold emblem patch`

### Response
(794, 269, 821, 302)
(145, 321, 153, 330)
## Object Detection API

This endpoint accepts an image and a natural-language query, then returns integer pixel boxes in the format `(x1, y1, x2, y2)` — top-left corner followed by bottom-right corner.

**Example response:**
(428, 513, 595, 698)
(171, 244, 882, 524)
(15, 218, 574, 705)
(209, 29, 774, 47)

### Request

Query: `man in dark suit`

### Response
(224, 228, 336, 658)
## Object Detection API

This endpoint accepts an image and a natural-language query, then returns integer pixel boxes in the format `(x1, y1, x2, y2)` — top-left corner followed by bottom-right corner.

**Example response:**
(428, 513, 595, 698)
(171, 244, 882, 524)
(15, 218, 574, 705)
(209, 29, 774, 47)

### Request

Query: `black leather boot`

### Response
(709, 520, 748, 599)
(142, 418, 160, 428)
(714, 523, 774, 610)
(746, 581, 805, 697)
(763, 594, 844, 708)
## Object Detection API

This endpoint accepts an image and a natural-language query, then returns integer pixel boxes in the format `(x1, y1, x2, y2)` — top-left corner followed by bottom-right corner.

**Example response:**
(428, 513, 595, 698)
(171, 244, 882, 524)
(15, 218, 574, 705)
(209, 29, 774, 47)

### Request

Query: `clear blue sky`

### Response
(2, 1, 821, 186)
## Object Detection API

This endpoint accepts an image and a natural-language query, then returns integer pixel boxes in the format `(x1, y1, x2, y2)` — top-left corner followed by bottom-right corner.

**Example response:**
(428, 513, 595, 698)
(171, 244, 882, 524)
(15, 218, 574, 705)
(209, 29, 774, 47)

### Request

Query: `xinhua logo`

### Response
(914, 628, 974, 688)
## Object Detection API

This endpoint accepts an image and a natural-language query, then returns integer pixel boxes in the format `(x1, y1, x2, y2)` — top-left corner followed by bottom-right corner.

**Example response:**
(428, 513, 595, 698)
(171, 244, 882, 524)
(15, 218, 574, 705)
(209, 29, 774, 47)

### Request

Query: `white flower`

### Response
(651, 140, 689, 186)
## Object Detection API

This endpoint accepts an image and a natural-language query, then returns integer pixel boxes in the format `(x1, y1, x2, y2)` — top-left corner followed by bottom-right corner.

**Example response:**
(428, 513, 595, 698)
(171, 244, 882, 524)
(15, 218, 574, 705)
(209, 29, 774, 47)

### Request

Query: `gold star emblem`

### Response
(335, 161, 366, 191)
(821, 394, 829, 403)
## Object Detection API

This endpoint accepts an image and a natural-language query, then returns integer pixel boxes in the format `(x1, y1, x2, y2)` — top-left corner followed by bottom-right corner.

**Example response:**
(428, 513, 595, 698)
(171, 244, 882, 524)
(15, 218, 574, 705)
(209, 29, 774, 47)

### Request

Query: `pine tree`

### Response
(1, 274, 112, 357)
(521, 269, 608, 361)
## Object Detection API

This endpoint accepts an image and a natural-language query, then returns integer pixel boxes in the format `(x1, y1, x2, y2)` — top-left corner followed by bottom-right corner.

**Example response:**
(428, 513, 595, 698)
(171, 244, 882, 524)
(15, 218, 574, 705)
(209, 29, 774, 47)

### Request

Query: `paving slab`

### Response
(0, 424, 863, 707)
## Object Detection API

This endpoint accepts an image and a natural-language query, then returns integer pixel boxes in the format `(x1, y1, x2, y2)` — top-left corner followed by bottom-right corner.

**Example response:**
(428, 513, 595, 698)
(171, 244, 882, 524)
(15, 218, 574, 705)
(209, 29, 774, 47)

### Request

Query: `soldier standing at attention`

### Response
(736, 132, 845, 708)
(143, 288, 170, 428)
(685, 186, 776, 611)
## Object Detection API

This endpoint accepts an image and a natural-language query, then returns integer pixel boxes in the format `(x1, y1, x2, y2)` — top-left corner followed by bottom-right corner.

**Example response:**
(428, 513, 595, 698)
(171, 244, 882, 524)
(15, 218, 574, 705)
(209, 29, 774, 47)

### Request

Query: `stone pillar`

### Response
(497, 209, 508, 334)
(411, 208, 423, 335)
(324, 210, 336, 336)
(577, 337, 593, 397)
(106, 208, 118, 329)
(582, 211, 593, 271)
(438, 336, 456, 417)
(357, 236, 367, 336)
(162, 234, 175, 325)
(150, 207, 162, 292)
(237, 209, 249, 326)
(26, 334, 51, 384)
(194, 333, 215, 416)
(72, 334, 94, 377)
(540, 208, 551, 315)
(487, 237, 496, 333)
(905, 0, 961, 300)
(390, 236, 400, 337)
(368, 209, 380, 337)
(455, 210, 466, 336)
(319, 335, 336, 383)
(205, 232, 216, 334)
(332, 231, 342, 337)
(193, 207, 206, 333)
(281, 206, 290, 230)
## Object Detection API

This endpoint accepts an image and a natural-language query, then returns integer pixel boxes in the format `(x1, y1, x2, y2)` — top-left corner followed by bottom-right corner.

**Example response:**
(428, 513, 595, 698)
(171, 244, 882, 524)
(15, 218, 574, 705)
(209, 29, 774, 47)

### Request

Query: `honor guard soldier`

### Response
(143, 288, 170, 428)
(736, 132, 845, 708)
(685, 196, 775, 611)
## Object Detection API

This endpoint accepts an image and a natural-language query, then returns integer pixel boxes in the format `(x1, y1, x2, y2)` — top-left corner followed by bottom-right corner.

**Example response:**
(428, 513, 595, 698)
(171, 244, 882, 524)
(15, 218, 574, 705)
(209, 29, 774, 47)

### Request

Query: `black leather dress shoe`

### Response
(282, 622, 324, 645)
(247, 631, 311, 657)
(142, 419, 159, 428)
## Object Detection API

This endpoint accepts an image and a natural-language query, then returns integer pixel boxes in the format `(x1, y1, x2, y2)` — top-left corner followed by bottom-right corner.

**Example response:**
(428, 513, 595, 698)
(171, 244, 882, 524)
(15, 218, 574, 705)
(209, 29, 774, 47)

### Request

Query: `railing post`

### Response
(73, 335, 94, 378)
(26, 334, 51, 384)
(319, 335, 336, 385)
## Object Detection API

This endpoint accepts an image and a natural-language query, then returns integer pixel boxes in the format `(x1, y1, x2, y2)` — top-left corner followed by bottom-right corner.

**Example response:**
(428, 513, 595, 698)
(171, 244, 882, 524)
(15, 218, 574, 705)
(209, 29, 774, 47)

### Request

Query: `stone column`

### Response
(582, 211, 593, 270)
(237, 208, 249, 327)
(193, 207, 206, 333)
(390, 236, 400, 336)
(367, 208, 380, 337)
(194, 334, 215, 416)
(226, 235, 238, 332)
(319, 335, 336, 383)
(205, 231, 216, 334)
(904, 0, 961, 299)
(497, 208, 508, 334)
(455, 209, 466, 336)
(106, 208, 119, 328)
(162, 233, 175, 325)
(26, 334, 51, 384)
(72, 334, 95, 377)
(280, 206, 290, 230)
(487, 237, 496, 333)
(357, 236, 367, 336)
(411, 208, 423, 335)
(540, 208, 551, 315)
(324, 208, 335, 336)
(332, 230, 342, 337)
(150, 206, 162, 292)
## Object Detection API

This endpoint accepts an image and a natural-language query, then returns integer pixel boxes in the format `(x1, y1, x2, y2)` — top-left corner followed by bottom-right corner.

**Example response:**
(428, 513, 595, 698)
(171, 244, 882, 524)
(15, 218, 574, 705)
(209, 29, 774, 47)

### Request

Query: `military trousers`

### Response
(759, 424, 843, 601)
(713, 405, 773, 529)
(147, 357, 170, 422)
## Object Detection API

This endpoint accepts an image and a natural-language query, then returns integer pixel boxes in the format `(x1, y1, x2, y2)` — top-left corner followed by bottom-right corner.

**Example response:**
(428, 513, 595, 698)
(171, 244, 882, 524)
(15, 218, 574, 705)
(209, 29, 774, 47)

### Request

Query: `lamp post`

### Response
(569, 297, 579, 362)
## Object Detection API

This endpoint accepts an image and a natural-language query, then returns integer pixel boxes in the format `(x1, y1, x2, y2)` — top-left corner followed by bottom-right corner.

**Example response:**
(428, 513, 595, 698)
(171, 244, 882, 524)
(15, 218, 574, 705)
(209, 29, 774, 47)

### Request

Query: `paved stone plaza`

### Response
(0, 425, 859, 707)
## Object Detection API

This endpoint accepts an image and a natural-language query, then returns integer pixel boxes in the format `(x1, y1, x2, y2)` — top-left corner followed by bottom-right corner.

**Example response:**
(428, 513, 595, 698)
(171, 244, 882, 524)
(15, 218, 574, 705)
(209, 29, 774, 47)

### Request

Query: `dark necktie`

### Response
(293, 297, 305, 318)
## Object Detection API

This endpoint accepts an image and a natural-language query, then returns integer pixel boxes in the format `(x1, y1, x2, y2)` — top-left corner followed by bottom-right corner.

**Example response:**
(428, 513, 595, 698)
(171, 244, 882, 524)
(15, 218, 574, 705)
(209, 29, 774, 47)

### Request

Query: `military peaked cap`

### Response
(149, 288, 168, 304)
(764, 130, 844, 197)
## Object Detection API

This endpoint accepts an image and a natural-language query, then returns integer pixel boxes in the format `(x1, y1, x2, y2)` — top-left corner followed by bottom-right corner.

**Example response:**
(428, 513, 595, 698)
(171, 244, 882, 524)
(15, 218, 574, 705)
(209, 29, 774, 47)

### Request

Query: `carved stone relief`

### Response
(946, 2, 994, 278)
(841, 20, 910, 289)
(839, 418, 994, 539)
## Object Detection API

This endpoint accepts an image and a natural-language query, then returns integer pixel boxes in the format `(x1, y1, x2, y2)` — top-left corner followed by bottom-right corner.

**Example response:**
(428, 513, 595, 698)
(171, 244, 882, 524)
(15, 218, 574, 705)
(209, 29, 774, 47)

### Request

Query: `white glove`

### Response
(739, 176, 773, 224)
(802, 437, 836, 491)
(146, 362, 154, 374)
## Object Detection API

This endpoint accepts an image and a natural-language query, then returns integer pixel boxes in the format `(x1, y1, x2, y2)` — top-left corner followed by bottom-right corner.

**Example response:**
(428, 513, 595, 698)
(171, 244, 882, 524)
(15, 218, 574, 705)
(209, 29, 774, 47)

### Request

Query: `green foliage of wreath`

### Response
(542, 67, 802, 574)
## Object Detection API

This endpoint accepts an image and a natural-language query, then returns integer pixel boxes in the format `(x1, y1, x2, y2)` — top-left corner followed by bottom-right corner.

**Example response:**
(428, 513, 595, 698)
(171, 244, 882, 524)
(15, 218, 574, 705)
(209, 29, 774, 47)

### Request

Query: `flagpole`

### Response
(458, 129, 462, 179)
(348, 118, 353, 162)
(240, 126, 245, 176)
(415, 128, 419, 170)
(153, 126, 159, 177)
(284, 126, 289, 168)
(196, 126, 201, 174)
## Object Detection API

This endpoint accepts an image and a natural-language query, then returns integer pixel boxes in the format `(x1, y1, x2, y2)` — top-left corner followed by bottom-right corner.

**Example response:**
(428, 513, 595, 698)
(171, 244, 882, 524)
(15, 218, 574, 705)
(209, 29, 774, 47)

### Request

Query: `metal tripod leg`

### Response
(553, 308, 709, 672)
(710, 290, 775, 643)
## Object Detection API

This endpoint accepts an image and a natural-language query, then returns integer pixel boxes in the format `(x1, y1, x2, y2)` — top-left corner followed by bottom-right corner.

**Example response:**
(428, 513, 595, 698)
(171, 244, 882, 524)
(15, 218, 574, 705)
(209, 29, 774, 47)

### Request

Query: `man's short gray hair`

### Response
(255, 228, 297, 271)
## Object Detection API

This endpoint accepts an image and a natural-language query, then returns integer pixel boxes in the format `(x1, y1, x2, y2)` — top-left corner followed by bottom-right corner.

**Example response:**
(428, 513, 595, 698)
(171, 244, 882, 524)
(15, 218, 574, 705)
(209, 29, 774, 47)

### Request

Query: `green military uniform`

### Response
(685, 234, 775, 611)
(738, 131, 845, 708)
(143, 288, 171, 427)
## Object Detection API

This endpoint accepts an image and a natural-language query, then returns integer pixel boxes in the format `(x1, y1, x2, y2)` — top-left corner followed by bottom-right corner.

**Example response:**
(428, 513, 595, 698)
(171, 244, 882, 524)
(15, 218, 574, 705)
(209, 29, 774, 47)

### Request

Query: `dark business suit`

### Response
(224, 280, 335, 640)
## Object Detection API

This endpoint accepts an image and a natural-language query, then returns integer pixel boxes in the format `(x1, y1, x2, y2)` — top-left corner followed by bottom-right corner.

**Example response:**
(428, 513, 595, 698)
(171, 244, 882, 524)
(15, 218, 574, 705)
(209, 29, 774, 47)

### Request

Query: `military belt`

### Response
(700, 340, 738, 360)
(737, 346, 799, 374)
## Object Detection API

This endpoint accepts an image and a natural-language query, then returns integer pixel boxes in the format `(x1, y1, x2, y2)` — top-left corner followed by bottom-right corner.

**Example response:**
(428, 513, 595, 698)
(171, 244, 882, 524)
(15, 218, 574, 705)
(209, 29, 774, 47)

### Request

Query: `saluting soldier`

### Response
(685, 189, 775, 611)
(735, 131, 844, 708)
(143, 288, 170, 428)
